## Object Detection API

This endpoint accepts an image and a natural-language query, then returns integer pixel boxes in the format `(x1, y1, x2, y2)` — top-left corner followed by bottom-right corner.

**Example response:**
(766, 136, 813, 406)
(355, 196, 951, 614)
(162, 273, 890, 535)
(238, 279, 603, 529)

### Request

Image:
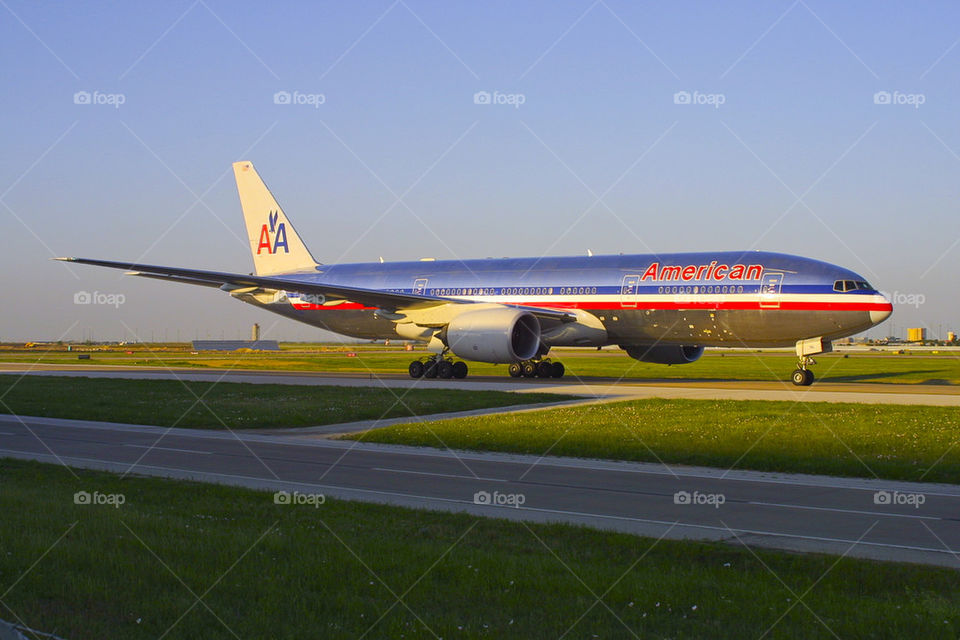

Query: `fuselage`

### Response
(240, 250, 892, 349)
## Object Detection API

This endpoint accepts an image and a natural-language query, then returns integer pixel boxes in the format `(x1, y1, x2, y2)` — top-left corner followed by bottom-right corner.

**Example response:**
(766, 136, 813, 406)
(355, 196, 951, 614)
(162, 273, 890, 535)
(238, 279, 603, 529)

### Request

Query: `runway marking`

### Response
(122, 444, 211, 455)
(750, 500, 941, 521)
(372, 467, 507, 482)
(0, 431, 16, 436)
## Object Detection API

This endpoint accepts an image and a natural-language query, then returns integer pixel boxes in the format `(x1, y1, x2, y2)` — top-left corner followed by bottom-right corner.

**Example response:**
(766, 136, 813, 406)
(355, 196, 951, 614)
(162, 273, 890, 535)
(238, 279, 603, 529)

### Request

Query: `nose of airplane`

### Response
(870, 294, 893, 325)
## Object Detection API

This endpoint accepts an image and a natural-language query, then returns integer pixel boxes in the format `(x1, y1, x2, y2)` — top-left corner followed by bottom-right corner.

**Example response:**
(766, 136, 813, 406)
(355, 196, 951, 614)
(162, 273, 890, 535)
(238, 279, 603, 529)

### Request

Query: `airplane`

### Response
(57, 161, 892, 386)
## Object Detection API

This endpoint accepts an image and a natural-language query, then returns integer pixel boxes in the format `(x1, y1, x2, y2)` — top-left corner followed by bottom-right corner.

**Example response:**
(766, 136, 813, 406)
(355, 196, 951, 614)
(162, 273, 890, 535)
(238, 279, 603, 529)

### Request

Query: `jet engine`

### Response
(445, 307, 541, 363)
(621, 344, 704, 365)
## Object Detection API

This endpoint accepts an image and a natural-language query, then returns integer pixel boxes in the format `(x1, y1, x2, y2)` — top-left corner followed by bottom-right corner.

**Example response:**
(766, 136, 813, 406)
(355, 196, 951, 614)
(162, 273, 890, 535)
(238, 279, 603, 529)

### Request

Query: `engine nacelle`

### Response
(621, 344, 704, 365)
(445, 307, 541, 363)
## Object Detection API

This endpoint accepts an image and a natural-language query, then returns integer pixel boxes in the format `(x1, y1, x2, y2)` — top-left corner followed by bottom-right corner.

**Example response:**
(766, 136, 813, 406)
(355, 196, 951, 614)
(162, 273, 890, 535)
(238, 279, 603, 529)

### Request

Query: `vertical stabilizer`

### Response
(233, 161, 318, 275)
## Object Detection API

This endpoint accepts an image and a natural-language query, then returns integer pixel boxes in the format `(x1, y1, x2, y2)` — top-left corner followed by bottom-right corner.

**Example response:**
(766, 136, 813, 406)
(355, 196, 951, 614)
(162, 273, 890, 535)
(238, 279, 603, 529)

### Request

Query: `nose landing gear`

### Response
(791, 337, 831, 386)
(791, 358, 815, 386)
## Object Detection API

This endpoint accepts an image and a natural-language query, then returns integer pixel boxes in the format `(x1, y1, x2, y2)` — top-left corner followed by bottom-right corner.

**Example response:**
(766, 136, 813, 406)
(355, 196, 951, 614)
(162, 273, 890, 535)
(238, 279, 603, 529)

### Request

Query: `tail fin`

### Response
(233, 161, 319, 275)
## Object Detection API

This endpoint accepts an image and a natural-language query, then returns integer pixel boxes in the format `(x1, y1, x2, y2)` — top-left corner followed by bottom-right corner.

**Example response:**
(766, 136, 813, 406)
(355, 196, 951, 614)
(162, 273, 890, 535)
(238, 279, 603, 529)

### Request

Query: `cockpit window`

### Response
(834, 280, 873, 292)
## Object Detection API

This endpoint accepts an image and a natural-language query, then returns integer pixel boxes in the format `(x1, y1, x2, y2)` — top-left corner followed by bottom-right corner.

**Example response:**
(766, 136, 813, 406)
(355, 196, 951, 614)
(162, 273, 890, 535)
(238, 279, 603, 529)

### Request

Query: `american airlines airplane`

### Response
(58, 161, 892, 385)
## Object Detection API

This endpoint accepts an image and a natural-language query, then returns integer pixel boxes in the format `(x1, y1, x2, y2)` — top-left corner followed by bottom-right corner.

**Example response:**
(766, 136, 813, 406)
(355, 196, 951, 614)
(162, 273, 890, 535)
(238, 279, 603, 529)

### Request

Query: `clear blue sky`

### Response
(1, 0, 957, 342)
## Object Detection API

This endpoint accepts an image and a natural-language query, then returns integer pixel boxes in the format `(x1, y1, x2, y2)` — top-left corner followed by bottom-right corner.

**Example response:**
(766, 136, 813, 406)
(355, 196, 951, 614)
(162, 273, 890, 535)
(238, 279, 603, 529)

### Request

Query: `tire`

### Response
(551, 362, 565, 378)
(791, 369, 807, 386)
(536, 361, 554, 378)
(804, 369, 815, 386)
(508, 363, 523, 378)
(521, 361, 537, 377)
(408, 360, 424, 378)
(437, 360, 454, 379)
(452, 361, 468, 379)
(424, 361, 438, 378)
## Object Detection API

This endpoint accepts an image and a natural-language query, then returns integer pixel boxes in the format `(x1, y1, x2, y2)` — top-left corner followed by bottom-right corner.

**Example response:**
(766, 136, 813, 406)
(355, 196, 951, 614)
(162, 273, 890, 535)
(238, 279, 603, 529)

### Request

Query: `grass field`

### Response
(3, 345, 960, 384)
(0, 375, 566, 429)
(350, 398, 960, 483)
(1, 459, 958, 639)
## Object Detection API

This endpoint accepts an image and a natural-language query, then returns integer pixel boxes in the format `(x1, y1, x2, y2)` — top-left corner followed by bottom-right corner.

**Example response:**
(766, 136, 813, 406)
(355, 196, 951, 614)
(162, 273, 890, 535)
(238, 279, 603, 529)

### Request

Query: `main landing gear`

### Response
(408, 355, 468, 379)
(791, 357, 816, 386)
(406, 351, 566, 381)
(508, 359, 565, 379)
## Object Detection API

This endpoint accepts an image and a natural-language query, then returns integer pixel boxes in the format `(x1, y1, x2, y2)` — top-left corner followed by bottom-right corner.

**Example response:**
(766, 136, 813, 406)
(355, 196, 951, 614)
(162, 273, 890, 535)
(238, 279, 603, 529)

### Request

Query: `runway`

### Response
(2, 414, 959, 568)
(2, 363, 959, 406)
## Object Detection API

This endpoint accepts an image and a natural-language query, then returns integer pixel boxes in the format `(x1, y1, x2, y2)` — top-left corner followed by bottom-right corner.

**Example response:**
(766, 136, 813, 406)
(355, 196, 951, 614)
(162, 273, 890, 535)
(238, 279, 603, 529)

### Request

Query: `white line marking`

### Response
(372, 467, 507, 482)
(122, 444, 211, 455)
(750, 500, 941, 521)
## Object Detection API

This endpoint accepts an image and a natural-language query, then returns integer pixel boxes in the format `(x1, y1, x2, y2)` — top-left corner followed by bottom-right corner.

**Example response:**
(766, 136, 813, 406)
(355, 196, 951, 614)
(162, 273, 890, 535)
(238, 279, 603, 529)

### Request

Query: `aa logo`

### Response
(257, 210, 289, 254)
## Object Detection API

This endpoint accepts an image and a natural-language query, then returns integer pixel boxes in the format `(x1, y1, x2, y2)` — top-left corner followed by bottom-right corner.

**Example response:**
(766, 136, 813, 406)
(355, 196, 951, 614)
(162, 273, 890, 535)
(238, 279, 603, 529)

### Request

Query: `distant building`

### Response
(948, 331, 957, 342)
(907, 327, 927, 342)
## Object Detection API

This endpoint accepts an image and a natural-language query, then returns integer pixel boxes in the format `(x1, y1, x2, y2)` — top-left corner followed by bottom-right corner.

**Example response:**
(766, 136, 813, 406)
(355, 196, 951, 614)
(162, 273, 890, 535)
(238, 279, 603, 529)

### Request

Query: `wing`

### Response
(55, 257, 575, 323)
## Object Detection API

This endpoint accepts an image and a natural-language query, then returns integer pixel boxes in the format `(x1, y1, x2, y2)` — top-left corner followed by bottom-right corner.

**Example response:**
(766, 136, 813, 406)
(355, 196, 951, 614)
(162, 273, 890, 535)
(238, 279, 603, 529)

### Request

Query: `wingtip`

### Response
(52, 257, 75, 262)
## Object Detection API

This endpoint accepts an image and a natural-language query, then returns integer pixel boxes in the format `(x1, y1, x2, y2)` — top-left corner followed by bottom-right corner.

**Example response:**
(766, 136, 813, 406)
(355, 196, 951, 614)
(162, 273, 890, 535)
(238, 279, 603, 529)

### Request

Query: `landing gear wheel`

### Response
(792, 353, 818, 386)
(437, 360, 454, 379)
(508, 363, 523, 378)
(452, 361, 468, 379)
(408, 360, 424, 378)
(550, 362, 565, 378)
(521, 361, 537, 378)
(423, 361, 438, 378)
(536, 361, 554, 378)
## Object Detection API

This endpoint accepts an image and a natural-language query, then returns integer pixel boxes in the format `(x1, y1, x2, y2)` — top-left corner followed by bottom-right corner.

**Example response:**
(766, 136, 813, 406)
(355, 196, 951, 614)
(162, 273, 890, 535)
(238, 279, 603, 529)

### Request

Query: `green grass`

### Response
(3, 347, 960, 384)
(349, 398, 960, 483)
(1, 459, 958, 639)
(0, 375, 566, 429)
